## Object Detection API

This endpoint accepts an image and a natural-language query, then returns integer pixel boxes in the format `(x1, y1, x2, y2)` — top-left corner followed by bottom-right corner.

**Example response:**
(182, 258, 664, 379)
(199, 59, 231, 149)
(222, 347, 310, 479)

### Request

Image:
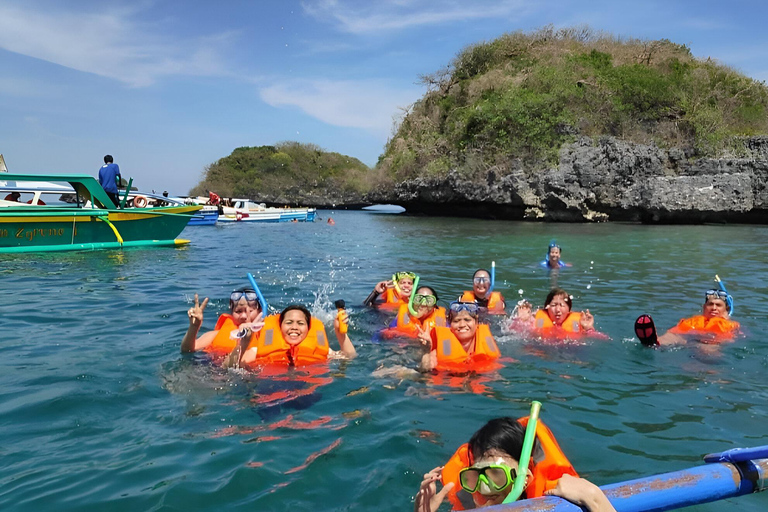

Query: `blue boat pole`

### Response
(487, 446, 767, 512)
(246, 272, 269, 314)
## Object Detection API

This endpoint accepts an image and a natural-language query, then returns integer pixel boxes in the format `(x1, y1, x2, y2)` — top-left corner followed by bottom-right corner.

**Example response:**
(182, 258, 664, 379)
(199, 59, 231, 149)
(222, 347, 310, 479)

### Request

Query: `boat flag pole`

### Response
(246, 272, 269, 315)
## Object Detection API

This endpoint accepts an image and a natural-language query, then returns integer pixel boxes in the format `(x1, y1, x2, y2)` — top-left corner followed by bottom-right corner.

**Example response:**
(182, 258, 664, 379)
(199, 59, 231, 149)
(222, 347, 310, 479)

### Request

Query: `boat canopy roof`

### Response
(0, 173, 117, 208)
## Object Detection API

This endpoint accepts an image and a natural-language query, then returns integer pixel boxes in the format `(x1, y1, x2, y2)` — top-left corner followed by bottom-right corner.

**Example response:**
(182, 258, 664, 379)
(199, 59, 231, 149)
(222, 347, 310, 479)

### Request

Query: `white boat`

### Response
(217, 199, 316, 223)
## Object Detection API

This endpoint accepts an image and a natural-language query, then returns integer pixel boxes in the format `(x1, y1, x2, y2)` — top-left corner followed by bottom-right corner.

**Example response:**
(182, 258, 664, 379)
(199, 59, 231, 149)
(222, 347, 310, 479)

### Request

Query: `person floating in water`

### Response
(381, 285, 446, 340)
(540, 242, 571, 269)
(458, 269, 506, 314)
(414, 415, 616, 511)
(635, 287, 739, 347)
(365, 271, 416, 309)
(181, 287, 262, 356)
(517, 288, 601, 341)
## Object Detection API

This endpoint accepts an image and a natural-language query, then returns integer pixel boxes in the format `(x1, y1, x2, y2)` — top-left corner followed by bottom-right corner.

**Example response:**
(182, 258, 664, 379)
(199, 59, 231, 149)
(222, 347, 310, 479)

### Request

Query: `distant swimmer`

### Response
(526, 288, 601, 340)
(230, 304, 356, 368)
(381, 285, 446, 340)
(635, 286, 739, 347)
(365, 271, 416, 309)
(540, 241, 571, 269)
(181, 287, 263, 356)
(327, 217, 335, 225)
(418, 301, 500, 373)
(459, 268, 506, 314)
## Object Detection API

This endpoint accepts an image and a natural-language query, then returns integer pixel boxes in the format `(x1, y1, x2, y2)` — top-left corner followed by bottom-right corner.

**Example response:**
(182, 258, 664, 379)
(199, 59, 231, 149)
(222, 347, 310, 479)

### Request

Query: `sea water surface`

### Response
(1, 211, 767, 511)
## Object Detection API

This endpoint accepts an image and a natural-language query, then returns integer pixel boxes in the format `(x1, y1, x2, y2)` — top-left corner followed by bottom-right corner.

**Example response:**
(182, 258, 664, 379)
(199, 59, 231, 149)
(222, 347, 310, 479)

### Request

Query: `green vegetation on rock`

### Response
(378, 25, 768, 183)
(190, 142, 371, 204)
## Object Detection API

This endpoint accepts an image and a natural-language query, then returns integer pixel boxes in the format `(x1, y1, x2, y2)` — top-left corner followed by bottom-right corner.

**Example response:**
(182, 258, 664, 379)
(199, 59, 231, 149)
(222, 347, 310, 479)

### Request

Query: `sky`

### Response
(1, 0, 767, 194)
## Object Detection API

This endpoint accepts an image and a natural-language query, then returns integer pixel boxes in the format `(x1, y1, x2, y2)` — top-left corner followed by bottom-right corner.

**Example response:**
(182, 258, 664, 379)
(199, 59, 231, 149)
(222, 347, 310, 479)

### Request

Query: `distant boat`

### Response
(0, 173, 201, 253)
(217, 199, 316, 223)
(362, 204, 406, 214)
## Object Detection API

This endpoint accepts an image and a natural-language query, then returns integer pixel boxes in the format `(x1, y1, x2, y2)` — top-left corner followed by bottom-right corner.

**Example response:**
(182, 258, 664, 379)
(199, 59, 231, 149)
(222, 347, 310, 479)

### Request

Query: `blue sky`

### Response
(1, 0, 766, 194)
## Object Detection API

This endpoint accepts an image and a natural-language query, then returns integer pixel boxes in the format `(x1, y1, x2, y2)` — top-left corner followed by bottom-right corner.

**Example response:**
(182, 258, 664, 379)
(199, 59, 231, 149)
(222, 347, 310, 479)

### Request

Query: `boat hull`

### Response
(0, 205, 200, 253)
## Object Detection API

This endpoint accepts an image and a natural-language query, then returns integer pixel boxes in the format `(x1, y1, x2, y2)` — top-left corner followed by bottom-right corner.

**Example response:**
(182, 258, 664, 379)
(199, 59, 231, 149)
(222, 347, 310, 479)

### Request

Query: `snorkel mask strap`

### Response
(407, 275, 420, 316)
(714, 275, 734, 316)
(502, 401, 542, 504)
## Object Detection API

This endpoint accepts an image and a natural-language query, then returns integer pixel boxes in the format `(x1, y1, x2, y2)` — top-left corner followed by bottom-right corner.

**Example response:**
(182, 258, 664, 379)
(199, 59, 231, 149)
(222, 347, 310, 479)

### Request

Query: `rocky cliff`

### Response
(368, 136, 768, 223)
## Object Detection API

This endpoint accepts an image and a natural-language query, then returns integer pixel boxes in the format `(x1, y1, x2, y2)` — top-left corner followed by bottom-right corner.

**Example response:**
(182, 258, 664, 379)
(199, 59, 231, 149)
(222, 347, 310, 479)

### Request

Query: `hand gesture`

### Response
(375, 280, 394, 294)
(188, 293, 209, 329)
(416, 325, 432, 348)
(414, 466, 454, 512)
(580, 309, 595, 332)
(516, 303, 532, 322)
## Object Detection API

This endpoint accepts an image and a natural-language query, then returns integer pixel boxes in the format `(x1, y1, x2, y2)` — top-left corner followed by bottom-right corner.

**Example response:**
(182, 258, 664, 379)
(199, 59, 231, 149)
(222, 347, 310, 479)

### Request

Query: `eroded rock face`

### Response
(369, 136, 768, 223)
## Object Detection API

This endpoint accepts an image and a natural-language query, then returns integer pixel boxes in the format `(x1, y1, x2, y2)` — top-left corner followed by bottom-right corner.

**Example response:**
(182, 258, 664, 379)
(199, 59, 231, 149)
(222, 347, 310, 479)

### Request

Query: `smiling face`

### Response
(450, 310, 478, 344)
(473, 270, 491, 298)
(397, 277, 414, 299)
(703, 297, 729, 319)
(280, 309, 310, 346)
(545, 293, 571, 326)
(414, 286, 436, 319)
(548, 246, 561, 265)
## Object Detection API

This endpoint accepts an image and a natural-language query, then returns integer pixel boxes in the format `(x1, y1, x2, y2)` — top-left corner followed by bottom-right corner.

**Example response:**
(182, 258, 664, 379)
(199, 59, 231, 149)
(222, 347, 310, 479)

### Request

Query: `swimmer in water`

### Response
(635, 288, 739, 346)
(365, 271, 416, 308)
(540, 242, 571, 269)
(529, 288, 595, 337)
(181, 287, 262, 354)
(415, 416, 616, 511)
(458, 269, 506, 314)
(230, 304, 356, 367)
(382, 285, 447, 340)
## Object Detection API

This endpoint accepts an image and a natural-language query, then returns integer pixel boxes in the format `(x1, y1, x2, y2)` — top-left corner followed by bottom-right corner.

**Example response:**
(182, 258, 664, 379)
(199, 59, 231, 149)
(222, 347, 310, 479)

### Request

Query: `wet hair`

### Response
(229, 285, 261, 312)
(279, 304, 311, 326)
(468, 417, 537, 464)
(104, 155, 113, 164)
(448, 304, 479, 323)
(544, 288, 572, 310)
(416, 285, 439, 302)
(473, 269, 490, 279)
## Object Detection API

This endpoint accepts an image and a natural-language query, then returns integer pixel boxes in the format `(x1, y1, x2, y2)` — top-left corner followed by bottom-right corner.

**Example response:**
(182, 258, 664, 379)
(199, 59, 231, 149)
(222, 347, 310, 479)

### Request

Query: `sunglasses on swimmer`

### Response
(459, 464, 517, 493)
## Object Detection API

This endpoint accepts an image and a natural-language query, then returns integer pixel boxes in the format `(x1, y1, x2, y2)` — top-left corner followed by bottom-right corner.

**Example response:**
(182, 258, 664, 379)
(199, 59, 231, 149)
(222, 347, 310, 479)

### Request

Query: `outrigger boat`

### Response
(0, 173, 201, 253)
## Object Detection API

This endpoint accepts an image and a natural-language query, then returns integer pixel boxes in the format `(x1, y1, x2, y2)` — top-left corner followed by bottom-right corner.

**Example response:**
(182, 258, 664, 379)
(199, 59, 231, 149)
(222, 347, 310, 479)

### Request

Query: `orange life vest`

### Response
(668, 315, 740, 342)
(432, 324, 500, 373)
(460, 291, 505, 312)
(441, 417, 578, 510)
(534, 309, 582, 334)
(381, 304, 446, 338)
(376, 288, 409, 310)
(204, 314, 247, 355)
(245, 314, 329, 367)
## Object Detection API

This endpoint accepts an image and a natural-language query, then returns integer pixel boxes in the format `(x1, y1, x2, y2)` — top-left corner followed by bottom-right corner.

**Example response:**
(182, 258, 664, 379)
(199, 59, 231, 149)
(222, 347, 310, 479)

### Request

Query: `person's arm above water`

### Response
(545, 474, 616, 512)
(579, 309, 595, 332)
(181, 293, 216, 353)
(414, 466, 454, 512)
(334, 310, 356, 358)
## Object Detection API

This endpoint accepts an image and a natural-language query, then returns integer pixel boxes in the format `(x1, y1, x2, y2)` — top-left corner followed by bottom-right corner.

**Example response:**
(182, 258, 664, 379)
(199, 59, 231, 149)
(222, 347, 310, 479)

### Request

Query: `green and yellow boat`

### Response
(0, 173, 201, 253)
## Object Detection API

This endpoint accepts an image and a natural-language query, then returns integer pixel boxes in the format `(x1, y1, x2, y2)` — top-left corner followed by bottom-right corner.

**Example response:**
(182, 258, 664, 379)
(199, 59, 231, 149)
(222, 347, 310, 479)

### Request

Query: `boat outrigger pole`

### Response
(491, 445, 768, 511)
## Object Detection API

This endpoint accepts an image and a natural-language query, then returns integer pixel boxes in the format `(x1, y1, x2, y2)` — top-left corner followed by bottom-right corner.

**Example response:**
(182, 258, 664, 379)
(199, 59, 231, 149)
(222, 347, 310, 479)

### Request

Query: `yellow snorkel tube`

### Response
(502, 400, 542, 504)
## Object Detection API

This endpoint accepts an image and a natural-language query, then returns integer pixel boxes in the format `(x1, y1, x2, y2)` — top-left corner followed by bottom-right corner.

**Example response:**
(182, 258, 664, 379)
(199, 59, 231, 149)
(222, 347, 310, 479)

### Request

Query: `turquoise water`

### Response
(2, 211, 767, 511)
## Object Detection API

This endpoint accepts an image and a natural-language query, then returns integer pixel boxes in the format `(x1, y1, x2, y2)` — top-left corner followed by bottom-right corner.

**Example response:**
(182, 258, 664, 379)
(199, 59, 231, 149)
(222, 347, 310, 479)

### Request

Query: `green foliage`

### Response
(189, 142, 371, 202)
(379, 25, 768, 180)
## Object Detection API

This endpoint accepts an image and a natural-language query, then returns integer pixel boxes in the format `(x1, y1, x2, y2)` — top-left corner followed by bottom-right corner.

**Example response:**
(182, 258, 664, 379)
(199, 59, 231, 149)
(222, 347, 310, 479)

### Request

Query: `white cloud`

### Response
(302, 0, 530, 34)
(260, 79, 422, 138)
(0, 3, 234, 87)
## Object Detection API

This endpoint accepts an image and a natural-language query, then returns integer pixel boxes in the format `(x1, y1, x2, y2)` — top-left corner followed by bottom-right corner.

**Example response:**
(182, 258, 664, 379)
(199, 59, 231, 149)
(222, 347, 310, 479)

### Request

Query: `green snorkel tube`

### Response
(502, 400, 542, 504)
(246, 272, 269, 315)
(714, 275, 734, 316)
(407, 275, 420, 316)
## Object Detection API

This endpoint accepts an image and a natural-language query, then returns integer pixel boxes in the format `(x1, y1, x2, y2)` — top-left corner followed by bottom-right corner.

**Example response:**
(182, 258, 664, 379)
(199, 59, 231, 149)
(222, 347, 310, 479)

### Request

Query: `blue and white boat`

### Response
(218, 199, 315, 223)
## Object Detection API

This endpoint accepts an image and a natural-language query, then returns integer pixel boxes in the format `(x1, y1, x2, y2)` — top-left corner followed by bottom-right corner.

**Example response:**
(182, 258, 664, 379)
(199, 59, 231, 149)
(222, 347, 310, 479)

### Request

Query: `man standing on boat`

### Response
(98, 155, 122, 207)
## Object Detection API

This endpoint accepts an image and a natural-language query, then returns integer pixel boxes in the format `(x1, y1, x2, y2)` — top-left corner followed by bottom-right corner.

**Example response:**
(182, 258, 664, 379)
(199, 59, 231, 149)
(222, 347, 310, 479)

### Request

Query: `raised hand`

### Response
(188, 293, 209, 329)
(580, 309, 595, 331)
(414, 466, 454, 512)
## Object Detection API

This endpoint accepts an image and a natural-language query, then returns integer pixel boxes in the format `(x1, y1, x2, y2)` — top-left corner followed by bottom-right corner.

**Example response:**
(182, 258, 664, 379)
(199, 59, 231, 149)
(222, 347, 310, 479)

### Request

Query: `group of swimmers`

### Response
(179, 245, 740, 511)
